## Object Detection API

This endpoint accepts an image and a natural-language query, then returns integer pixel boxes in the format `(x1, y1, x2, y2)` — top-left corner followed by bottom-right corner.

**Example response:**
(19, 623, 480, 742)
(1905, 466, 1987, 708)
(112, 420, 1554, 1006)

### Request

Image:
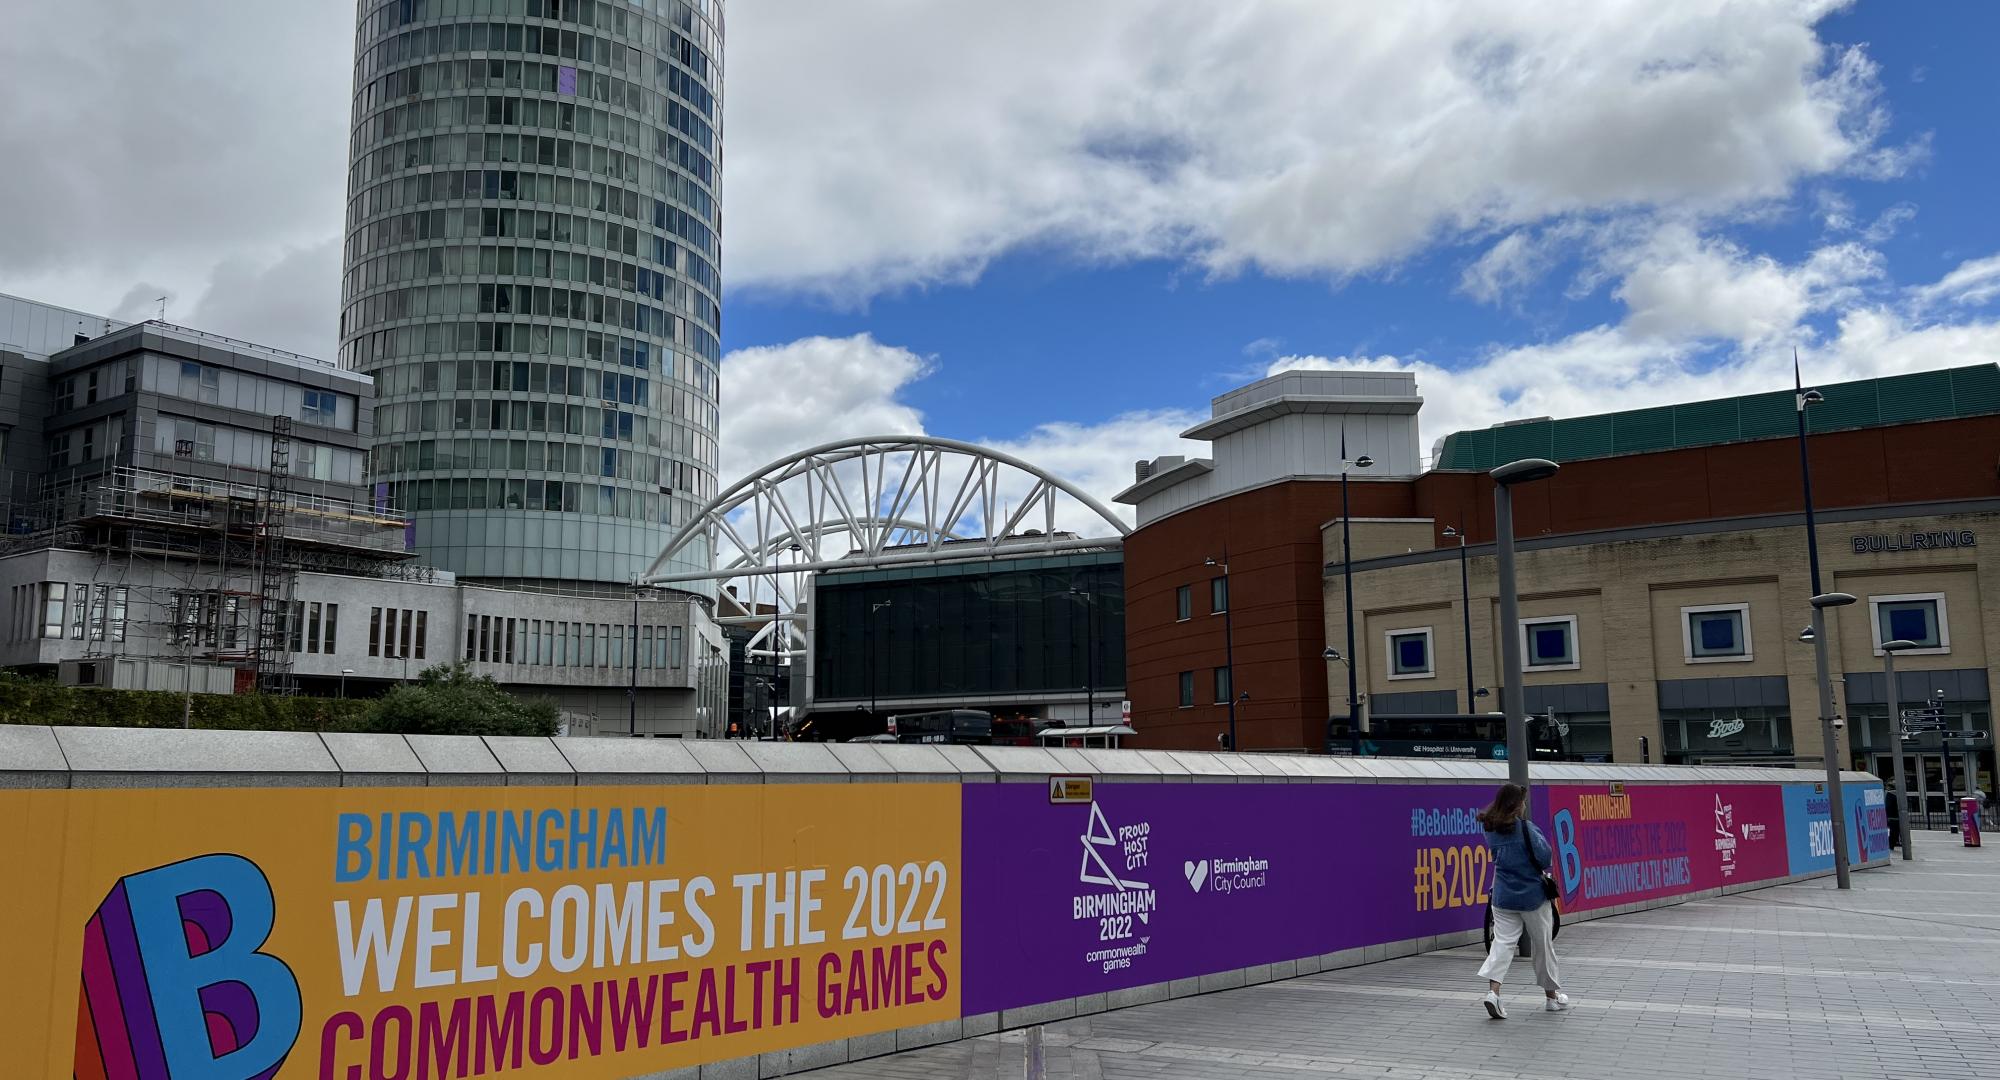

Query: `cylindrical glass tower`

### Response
(340, 0, 721, 588)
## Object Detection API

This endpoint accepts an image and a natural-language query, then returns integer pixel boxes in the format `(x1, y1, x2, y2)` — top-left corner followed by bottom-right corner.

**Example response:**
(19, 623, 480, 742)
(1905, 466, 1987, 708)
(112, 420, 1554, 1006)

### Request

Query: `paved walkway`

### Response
(811, 831, 2000, 1080)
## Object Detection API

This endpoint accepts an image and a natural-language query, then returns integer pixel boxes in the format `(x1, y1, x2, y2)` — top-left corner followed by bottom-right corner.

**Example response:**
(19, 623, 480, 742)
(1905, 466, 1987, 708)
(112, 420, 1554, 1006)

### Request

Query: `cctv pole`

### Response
(1810, 592, 1856, 889)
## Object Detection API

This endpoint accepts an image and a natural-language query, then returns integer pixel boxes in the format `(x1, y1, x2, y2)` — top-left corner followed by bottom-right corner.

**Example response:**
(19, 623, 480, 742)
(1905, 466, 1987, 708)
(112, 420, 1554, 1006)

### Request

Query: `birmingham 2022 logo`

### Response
(74, 854, 301, 1080)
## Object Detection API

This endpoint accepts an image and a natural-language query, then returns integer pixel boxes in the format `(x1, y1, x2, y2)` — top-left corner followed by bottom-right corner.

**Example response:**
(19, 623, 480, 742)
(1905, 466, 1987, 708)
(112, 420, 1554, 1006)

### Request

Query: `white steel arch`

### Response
(640, 435, 1129, 587)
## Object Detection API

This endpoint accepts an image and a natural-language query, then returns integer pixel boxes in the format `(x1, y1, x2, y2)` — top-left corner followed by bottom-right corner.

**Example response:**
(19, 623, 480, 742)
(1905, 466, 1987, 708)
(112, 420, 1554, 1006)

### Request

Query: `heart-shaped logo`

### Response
(1183, 859, 1209, 893)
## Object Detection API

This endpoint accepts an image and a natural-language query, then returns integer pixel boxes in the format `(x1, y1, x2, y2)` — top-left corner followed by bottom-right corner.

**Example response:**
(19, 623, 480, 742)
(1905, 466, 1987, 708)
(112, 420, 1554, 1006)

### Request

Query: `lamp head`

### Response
(1354, 455, 1374, 469)
(1798, 626, 1816, 643)
(1810, 591, 1857, 610)
(1802, 389, 1825, 406)
(1475, 687, 1491, 698)
(1491, 457, 1560, 486)
(1441, 525, 1459, 539)
(1881, 638, 1920, 653)
(1204, 556, 1219, 567)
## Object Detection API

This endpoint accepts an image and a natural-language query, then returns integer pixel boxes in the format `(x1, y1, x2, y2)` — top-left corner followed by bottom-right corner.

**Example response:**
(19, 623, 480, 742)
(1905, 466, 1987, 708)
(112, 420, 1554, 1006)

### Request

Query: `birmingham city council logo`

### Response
(74, 854, 301, 1080)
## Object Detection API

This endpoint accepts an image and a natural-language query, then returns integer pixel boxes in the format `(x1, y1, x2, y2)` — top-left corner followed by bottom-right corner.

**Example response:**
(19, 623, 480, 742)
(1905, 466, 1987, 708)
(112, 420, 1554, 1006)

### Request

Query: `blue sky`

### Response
(713, 1, 2000, 508)
(7, 1, 2000, 520)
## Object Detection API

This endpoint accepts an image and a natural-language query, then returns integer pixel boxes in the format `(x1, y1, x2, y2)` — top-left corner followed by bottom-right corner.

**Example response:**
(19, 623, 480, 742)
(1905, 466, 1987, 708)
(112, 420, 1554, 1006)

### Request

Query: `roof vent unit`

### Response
(1134, 459, 1154, 483)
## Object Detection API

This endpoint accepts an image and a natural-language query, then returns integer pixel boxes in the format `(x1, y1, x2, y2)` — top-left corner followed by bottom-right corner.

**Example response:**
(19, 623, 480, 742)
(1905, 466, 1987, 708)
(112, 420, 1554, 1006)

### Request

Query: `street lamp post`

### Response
(629, 589, 640, 737)
(1442, 525, 1475, 714)
(1204, 555, 1236, 750)
(339, 668, 355, 699)
(1808, 591, 1858, 889)
(1336, 435, 1375, 747)
(1881, 639, 1918, 860)
(868, 599, 892, 720)
(1070, 579, 1096, 726)
(1491, 459, 1560, 789)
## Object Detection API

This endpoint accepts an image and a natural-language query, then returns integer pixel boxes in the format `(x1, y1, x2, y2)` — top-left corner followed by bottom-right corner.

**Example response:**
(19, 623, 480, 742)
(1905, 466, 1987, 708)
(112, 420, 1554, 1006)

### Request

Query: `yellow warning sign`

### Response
(1048, 775, 1093, 804)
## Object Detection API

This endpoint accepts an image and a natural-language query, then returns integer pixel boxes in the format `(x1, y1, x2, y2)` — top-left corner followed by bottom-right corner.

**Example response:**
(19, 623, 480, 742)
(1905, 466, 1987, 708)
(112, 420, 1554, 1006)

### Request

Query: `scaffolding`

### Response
(254, 416, 295, 695)
(17, 439, 411, 687)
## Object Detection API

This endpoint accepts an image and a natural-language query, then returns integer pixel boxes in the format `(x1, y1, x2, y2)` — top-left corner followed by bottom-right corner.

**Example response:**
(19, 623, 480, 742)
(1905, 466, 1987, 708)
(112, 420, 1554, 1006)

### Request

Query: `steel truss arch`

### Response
(641, 435, 1129, 586)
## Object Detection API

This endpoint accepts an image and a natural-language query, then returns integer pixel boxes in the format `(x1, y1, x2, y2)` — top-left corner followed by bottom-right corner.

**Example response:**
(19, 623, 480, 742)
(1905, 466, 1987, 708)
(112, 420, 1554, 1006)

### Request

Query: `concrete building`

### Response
(1116, 371, 1425, 750)
(339, 0, 724, 587)
(0, 295, 725, 736)
(1120, 364, 1999, 813)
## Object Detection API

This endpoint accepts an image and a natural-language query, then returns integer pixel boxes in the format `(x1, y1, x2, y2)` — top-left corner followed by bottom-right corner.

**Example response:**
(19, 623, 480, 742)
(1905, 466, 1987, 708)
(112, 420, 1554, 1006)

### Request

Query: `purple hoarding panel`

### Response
(962, 783, 1496, 1015)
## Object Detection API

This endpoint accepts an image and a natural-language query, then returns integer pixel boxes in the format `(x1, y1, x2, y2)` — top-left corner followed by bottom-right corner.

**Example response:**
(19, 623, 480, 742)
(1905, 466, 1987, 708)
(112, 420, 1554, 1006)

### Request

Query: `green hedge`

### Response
(0, 673, 375, 732)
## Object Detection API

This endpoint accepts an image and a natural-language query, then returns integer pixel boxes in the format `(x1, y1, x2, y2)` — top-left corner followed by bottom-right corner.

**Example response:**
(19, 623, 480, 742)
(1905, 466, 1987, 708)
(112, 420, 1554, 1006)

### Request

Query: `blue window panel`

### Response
(1697, 615, 1739, 653)
(1531, 625, 1571, 664)
(1395, 637, 1428, 673)
(1882, 603, 1938, 647)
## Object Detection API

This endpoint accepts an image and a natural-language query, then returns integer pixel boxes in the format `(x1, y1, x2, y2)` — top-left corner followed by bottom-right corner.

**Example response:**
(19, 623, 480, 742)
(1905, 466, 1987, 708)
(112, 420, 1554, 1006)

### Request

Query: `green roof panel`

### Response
(1429, 363, 2000, 472)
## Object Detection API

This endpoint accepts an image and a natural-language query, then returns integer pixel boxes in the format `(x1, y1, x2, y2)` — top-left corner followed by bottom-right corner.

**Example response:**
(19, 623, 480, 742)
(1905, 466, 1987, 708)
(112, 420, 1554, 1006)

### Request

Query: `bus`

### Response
(1328, 713, 1567, 761)
(886, 709, 995, 745)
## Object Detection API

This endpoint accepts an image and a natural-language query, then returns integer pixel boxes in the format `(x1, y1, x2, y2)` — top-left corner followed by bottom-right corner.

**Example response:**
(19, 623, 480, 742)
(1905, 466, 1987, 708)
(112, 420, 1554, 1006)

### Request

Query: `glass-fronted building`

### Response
(340, 0, 723, 586)
(810, 552, 1127, 722)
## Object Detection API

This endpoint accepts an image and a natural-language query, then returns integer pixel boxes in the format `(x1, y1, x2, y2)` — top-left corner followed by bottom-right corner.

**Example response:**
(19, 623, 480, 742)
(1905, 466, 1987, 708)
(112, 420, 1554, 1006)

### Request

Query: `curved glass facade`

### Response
(340, 0, 721, 586)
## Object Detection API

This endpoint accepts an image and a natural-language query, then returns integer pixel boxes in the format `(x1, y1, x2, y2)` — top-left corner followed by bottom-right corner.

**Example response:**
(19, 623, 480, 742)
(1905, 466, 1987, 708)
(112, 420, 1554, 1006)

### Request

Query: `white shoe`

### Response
(1483, 991, 1507, 1019)
(1545, 993, 1571, 1012)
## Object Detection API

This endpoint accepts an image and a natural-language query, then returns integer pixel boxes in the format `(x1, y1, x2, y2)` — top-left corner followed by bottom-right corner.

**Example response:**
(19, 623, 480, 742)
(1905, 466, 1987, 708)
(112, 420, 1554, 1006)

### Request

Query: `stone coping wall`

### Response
(0, 727, 1887, 1080)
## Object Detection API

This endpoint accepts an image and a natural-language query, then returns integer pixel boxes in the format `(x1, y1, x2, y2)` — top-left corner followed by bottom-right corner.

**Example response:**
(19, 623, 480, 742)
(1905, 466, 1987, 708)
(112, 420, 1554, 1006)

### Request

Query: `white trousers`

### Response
(1477, 902, 1562, 992)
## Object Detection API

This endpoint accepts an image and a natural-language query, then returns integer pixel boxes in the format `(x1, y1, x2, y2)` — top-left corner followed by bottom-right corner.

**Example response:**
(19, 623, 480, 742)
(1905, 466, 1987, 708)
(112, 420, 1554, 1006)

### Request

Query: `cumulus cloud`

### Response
(1614, 227, 1882, 343)
(717, 334, 933, 483)
(716, 333, 1204, 535)
(1269, 243, 2000, 457)
(0, 1, 350, 341)
(729, 0, 1903, 298)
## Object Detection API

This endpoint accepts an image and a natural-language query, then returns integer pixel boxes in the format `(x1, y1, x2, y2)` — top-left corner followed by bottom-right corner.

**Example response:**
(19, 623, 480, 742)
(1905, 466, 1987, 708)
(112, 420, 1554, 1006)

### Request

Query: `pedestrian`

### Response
(1476, 782, 1568, 1018)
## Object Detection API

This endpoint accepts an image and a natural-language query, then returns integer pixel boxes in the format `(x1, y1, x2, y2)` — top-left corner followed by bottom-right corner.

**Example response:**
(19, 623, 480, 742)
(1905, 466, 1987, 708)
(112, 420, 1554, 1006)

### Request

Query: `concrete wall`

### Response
(0, 729, 1886, 1079)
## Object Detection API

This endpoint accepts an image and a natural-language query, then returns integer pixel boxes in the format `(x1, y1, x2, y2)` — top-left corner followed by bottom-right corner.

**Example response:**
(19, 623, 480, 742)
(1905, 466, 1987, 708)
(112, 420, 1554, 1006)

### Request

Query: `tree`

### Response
(365, 662, 559, 738)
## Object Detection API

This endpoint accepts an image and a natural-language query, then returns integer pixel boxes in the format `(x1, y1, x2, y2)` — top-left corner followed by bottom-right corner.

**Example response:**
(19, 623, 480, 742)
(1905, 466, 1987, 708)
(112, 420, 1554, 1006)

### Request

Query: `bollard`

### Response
(1025, 1025, 1045, 1080)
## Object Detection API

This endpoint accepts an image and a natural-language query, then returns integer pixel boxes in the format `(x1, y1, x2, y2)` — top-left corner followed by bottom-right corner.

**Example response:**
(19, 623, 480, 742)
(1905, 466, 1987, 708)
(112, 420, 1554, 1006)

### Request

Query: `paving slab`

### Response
(809, 831, 2000, 1079)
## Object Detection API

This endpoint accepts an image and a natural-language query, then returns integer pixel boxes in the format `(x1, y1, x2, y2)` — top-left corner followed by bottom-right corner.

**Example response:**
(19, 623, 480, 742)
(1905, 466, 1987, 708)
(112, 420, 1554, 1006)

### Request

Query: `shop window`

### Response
(1682, 603, 1751, 662)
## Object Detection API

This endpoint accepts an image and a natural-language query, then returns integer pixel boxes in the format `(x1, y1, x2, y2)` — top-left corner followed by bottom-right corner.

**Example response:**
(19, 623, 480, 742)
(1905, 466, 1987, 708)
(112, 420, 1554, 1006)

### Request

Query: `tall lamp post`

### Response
(1203, 554, 1236, 750)
(1881, 639, 1919, 860)
(1491, 458, 1560, 789)
(1069, 578, 1096, 726)
(867, 599, 892, 720)
(1335, 435, 1375, 747)
(629, 587, 641, 736)
(1441, 524, 1475, 714)
(1805, 591, 1858, 888)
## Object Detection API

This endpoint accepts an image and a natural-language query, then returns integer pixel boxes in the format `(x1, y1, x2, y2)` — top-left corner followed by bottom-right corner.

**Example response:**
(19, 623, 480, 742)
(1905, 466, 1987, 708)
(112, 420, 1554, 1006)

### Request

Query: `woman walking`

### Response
(1476, 782, 1569, 1018)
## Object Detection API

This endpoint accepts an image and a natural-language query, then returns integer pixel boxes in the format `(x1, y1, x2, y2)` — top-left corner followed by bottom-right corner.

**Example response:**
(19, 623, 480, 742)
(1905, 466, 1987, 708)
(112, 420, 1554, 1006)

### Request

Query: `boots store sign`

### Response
(1852, 529, 1976, 554)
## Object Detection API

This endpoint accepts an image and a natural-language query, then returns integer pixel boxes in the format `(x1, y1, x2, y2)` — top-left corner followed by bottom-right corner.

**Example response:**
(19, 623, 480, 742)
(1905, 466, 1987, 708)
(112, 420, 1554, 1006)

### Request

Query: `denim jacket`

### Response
(1485, 820, 1552, 912)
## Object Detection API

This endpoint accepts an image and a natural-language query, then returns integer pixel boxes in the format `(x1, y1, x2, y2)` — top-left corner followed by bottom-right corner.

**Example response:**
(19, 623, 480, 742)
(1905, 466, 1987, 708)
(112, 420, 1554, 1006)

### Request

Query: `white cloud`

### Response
(717, 334, 1202, 532)
(1270, 243, 2000, 459)
(1614, 227, 1881, 343)
(729, 0, 1901, 299)
(1912, 253, 2000, 310)
(0, 1, 350, 348)
(717, 334, 932, 483)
